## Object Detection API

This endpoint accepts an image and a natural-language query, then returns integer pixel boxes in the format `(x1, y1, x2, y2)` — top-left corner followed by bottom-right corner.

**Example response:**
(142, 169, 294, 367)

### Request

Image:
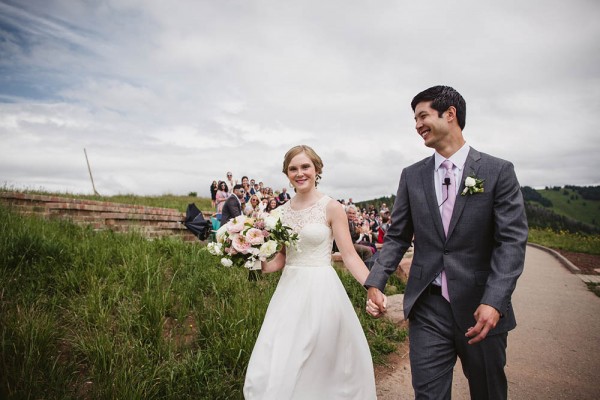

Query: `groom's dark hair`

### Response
(411, 85, 466, 130)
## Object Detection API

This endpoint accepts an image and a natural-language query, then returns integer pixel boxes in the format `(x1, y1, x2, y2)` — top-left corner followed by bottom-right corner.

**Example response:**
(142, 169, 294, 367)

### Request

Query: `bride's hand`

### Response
(366, 287, 387, 318)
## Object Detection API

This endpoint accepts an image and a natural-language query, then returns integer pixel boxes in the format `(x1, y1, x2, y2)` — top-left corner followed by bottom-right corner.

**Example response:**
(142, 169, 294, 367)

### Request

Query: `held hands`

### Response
(465, 304, 500, 344)
(366, 287, 387, 318)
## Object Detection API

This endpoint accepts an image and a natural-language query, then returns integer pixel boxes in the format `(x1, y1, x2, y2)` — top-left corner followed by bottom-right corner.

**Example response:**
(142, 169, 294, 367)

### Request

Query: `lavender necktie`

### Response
(440, 160, 456, 302)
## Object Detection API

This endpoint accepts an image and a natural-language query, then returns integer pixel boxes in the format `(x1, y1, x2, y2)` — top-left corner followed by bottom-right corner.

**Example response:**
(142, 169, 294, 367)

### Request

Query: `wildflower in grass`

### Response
(207, 242, 223, 256)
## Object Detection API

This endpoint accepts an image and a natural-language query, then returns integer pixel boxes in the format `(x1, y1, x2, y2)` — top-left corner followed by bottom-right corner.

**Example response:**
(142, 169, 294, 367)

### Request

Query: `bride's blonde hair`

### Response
(282, 145, 323, 186)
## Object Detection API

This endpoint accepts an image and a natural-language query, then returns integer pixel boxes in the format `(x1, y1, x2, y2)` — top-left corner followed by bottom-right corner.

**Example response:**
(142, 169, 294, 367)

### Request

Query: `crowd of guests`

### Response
(209, 171, 392, 262)
(209, 171, 292, 226)
(334, 200, 391, 263)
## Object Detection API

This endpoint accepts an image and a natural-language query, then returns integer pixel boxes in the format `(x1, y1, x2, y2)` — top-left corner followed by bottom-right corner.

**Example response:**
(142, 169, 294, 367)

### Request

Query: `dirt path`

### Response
(374, 245, 600, 399)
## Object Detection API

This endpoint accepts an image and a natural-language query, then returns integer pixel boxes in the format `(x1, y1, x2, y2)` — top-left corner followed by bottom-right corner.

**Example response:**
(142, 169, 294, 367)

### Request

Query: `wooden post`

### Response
(84, 148, 100, 196)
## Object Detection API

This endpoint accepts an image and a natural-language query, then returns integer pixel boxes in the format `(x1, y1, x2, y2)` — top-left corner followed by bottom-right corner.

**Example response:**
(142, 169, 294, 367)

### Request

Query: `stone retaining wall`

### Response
(0, 192, 201, 242)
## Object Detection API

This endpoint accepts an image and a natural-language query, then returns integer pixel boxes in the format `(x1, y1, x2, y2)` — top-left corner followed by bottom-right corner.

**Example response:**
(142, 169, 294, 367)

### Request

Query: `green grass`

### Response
(536, 188, 600, 228)
(0, 206, 405, 399)
(586, 283, 600, 298)
(0, 187, 213, 213)
(528, 228, 600, 255)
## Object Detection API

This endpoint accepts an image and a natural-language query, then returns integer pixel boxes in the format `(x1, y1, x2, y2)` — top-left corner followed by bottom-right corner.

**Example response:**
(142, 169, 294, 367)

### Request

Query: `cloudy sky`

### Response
(1, 0, 599, 202)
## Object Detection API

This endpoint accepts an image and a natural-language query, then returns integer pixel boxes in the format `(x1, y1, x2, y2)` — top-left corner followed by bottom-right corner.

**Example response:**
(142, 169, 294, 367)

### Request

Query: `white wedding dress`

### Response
(244, 196, 377, 399)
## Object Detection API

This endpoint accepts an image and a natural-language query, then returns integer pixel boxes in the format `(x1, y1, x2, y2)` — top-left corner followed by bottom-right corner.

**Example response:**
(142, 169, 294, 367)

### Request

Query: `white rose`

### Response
(269, 208, 282, 219)
(207, 242, 223, 256)
(264, 215, 279, 231)
(258, 240, 278, 260)
(465, 176, 476, 187)
(220, 257, 233, 267)
(216, 225, 229, 243)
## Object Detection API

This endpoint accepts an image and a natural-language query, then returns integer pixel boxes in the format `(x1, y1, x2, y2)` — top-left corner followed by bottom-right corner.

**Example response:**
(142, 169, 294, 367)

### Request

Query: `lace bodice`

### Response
(281, 196, 333, 267)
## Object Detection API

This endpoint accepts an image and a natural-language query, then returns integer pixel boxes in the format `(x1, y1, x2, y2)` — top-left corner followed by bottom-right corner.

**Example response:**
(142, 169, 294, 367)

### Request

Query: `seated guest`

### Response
(278, 187, 291, 205)
(221, 184, 245, 225)
(245, 195, 261, 216)
(345, 205, 373, 261)
(377, 212, 391, 244)
(253, 184, 263, 199)
(266, 196, 278, 213)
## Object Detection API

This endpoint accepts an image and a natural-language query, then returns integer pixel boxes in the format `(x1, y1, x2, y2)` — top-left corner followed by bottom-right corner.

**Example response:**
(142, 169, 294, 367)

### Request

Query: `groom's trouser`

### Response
(408, 290, 508, 400)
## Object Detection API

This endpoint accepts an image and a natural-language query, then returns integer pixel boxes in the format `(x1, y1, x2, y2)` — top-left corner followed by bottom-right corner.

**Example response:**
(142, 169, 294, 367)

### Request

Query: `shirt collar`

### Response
(434, 143, 470, 171)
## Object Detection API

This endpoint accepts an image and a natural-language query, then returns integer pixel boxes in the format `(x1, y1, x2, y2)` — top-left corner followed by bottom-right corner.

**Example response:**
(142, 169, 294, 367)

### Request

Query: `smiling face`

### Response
(286, 152, 318, 193)
(233, 187, 245, 200)
(414, 101, 452, 151)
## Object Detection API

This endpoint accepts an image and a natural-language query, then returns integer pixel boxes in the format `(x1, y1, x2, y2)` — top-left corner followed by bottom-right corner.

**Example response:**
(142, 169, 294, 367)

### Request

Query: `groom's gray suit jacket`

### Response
(365, 147, 528, 334)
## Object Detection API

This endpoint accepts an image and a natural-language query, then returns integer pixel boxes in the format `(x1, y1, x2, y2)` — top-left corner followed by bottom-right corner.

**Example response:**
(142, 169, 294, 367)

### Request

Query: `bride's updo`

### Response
(282, 145, 323, 186)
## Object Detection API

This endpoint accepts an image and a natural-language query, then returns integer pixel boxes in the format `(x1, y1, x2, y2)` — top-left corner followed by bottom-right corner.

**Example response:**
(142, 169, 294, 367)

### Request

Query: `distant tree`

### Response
(355, 195, 396, 213)
(525, 203, 599, 234)
(565, 185, 600, 201)
(521, 186, 552, 207)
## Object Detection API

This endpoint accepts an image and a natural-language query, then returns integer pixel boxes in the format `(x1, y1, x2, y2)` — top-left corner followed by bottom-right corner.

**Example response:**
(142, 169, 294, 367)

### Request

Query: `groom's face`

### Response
(414, 101, 450, 150)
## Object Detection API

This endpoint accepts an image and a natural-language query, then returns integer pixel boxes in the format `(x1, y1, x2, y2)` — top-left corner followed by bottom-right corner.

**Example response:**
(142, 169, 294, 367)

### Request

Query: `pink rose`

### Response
(245, 228, 265, 245)
(227, 216, 247, 233)
(231, 233, 252, 254)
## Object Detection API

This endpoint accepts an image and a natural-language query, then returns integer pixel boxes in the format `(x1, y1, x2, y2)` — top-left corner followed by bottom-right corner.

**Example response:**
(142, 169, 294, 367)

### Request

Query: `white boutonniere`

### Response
(461, 174, 484, 196)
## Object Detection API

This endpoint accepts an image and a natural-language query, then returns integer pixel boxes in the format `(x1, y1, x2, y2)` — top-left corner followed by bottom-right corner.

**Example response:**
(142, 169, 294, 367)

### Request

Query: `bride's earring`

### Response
(315, 174, 322, 187)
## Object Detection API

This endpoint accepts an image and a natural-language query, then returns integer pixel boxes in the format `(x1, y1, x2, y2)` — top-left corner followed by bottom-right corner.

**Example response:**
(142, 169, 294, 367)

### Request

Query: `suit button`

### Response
(443, 249, 450, 255)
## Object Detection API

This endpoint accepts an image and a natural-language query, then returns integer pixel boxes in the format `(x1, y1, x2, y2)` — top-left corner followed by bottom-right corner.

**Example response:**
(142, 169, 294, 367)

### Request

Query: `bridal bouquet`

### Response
(207, 209, 299, 269)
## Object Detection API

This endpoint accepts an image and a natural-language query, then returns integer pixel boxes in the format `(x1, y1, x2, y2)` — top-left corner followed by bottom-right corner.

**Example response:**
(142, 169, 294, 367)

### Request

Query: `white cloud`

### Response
(1, 0, 599, 201)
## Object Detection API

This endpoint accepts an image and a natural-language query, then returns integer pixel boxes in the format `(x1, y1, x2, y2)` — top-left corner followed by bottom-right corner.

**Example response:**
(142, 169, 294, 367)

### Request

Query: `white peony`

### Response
(215, 224, 229, 243)
(258, 240, 278, 260)
(264, 215, 279, 230)
(465, 176, 477, 187)
(269, 208, 282, 219)
(220, 257, 233, 267)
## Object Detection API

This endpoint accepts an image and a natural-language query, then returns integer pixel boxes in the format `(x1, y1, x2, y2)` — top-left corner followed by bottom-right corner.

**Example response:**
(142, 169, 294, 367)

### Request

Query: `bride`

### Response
(243, 145, 385, 399)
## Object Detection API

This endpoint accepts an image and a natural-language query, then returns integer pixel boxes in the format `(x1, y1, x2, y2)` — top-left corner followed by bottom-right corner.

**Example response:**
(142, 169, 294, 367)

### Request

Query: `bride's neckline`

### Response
(288, 194, 327, 212)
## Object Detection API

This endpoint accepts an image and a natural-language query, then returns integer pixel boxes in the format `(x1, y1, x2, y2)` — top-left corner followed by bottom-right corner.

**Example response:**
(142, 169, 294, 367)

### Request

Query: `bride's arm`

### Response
(327, 201, 370, 286)
(261, 248, 286, 273)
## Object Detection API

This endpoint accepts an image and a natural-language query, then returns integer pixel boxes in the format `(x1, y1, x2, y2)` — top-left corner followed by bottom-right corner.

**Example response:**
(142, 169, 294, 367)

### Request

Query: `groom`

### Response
(365, 85, 528, 399)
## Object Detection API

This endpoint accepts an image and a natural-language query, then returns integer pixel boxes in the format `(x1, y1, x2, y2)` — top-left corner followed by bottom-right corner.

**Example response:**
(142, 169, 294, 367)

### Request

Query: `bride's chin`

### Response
(295, 185, 314, 194)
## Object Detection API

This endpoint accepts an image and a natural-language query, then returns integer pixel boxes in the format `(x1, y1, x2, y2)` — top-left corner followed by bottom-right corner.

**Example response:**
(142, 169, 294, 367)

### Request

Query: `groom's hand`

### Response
(465, 304, 500, 344)
(366, 287, 387, 318)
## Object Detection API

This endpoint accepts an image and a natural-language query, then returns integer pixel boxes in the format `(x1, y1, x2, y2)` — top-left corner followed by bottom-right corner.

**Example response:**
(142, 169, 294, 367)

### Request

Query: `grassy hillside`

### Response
(0, 206, 405, 399)
(535, 187, 600, 228)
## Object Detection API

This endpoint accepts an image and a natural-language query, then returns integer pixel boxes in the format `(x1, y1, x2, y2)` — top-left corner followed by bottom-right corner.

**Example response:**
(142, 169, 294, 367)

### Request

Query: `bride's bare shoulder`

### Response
(325, 197, 346, 220)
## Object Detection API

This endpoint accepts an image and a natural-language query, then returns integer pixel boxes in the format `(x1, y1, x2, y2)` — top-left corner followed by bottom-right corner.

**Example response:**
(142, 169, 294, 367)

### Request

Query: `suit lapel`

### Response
(446, 147, 482, 239)
(420, 156, 446, 242)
